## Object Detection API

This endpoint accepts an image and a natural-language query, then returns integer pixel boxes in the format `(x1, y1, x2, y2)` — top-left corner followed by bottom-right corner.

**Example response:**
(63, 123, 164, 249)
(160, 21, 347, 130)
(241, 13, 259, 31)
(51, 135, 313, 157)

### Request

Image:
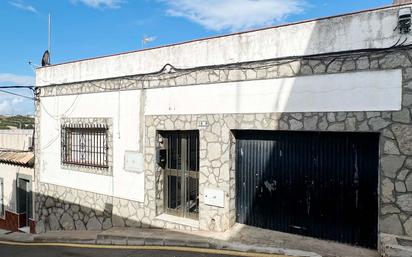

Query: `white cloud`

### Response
(162, 0, 305, 31)
(71, 0, 123, 9)
(0, 97, 31, 115)
(0, 73, 34, 86)
(0, 73, 34, 115)
(9, 0, 37, 13)
(0, 100, 12, 115)
(11, 97, 23, 105)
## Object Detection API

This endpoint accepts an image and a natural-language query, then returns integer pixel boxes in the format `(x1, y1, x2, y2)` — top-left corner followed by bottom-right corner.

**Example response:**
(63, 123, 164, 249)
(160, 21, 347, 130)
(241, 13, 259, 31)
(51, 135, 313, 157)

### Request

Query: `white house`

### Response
(34, 2, 412, 255)
(0, 129, 34, 232)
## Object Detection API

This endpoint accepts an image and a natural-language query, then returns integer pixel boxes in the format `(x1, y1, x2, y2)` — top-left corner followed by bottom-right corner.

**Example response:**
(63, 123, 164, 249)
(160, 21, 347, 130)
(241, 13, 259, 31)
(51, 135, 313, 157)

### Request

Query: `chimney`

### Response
(394, 0, 412, 5)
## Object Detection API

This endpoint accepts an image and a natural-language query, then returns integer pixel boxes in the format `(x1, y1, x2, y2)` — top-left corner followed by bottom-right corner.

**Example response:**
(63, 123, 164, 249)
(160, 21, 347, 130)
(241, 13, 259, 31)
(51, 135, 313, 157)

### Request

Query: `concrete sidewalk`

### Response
(0, 224, 378, 257)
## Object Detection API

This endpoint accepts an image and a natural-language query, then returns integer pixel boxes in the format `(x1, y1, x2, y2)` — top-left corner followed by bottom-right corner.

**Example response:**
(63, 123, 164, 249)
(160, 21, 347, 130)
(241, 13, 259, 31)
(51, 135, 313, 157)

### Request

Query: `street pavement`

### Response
(0, 243, 260, 257)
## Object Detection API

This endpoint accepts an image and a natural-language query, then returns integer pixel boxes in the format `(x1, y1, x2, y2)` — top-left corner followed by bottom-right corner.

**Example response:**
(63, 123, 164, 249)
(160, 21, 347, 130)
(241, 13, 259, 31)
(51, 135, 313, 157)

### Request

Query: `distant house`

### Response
(0, 130, 34, 233)
(34, 2, 412, 255)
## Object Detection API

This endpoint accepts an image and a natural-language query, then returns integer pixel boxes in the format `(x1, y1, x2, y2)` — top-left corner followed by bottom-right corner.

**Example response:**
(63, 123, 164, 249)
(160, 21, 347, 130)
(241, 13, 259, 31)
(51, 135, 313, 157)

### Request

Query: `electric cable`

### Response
(0, 88, 35, 100)
(38, 42, 412, 93)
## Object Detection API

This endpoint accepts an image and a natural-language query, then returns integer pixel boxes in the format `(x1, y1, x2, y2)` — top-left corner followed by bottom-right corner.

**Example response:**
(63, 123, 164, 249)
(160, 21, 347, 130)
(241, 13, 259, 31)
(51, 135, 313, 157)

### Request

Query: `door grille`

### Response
(162, 131, 199, 220)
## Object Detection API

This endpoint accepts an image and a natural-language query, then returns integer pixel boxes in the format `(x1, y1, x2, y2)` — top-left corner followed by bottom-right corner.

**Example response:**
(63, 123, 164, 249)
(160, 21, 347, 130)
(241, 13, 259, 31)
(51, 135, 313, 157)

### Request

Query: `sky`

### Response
(0, 0, 393, 115)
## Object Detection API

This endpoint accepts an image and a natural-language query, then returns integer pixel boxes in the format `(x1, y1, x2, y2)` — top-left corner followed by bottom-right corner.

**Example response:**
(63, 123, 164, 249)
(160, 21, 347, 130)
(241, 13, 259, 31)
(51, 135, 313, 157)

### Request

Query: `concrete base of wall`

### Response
(0, 210, 26, 232)
(380, 233, 412, 257)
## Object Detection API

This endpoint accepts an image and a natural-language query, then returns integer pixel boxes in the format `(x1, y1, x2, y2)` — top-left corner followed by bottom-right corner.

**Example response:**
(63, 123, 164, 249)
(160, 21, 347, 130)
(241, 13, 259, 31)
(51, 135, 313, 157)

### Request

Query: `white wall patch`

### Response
(145, 70, 402, 115)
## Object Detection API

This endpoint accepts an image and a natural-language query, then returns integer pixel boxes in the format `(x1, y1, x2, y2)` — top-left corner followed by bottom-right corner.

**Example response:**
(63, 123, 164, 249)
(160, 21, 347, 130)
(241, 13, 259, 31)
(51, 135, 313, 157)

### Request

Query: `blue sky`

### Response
(0, 0, 392, 115)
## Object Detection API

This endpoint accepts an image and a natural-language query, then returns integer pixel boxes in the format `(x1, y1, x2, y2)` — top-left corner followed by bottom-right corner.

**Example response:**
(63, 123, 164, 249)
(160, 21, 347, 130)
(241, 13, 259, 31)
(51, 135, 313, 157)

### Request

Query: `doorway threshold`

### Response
(155, 213, 199, 228)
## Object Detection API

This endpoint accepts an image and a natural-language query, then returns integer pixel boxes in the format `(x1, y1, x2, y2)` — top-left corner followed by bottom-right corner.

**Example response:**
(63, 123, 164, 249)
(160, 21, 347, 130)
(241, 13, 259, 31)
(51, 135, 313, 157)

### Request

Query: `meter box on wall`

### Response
(124, 151, 144, 173)
(204, 187, 224, 208)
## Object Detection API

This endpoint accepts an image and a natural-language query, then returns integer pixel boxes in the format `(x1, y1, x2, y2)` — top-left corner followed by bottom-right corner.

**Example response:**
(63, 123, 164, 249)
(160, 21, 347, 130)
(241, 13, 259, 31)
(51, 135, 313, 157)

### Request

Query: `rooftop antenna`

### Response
(40, 13, 52, 67)
(141, 35, 156, 49)
(48, 12, 51, 62)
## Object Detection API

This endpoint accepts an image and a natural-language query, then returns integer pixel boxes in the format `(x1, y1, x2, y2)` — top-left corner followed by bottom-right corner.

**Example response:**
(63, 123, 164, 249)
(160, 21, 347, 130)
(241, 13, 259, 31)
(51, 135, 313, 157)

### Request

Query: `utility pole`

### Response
(48, 13, 51, 62)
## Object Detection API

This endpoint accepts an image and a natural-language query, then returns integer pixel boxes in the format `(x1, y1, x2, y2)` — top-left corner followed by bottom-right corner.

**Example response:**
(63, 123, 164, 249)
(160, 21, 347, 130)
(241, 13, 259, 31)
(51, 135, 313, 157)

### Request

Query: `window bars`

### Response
(61, 123, 109, 168)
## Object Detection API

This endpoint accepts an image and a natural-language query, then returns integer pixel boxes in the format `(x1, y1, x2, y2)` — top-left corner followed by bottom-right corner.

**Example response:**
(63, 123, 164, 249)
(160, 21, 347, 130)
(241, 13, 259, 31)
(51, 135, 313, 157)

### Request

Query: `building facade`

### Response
(35, 3, 412, 252)
(0, 129, 34, 232)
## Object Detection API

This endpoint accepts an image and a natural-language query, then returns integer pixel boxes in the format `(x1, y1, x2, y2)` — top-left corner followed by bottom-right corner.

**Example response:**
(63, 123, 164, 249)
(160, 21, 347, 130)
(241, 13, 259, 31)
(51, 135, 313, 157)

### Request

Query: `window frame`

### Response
(61, 125, 109, 168)
(60, 118, 113, 176)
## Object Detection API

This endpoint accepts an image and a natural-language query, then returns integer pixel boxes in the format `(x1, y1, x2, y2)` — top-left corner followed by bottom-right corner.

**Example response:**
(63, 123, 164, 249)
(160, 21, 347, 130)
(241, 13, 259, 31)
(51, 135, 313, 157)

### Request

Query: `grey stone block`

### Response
(396, 182, 407, 193)
(380, 215, 404, 235)
(398, 169, 410, 181)
(303, 116, 318, 130)
(382, 178, 395, 203)
(393, 109, 411, 123)
(86, 216, 101, 230)
(96, 239, 112, 245)
(185, 240, 210, 248)
(289, 119, 303, 130)
(392, 124, 412, 155)
(368, 117, 390, 130)
(406, 174, 412, 191)
(397, 194, 412, 212)
(144, 238, 164, 246)
(381, 156, 406, 179)
(127, 238, 145, 246)
(381, 204, 401, 215)
(384, 140, 401, 155)
(61, 213, 75, 230)
(111, 239, 127, 245)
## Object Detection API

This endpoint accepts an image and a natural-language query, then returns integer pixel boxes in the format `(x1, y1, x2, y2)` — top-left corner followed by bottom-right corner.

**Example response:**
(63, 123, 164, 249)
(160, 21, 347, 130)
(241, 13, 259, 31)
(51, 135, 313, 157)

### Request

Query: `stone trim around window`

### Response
(60, 117, 113, 176)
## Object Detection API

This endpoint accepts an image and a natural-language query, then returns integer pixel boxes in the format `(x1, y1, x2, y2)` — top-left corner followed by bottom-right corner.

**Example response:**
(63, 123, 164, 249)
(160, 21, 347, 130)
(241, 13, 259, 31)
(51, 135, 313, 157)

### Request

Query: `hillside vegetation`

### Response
(0, 115, 34, 129)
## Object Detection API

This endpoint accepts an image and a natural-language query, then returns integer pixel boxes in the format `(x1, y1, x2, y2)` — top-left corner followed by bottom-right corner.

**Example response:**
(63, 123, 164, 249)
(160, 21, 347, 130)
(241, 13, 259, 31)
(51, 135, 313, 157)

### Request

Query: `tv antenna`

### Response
(141, 35, 156, 49)
(48, 13, 52, 63)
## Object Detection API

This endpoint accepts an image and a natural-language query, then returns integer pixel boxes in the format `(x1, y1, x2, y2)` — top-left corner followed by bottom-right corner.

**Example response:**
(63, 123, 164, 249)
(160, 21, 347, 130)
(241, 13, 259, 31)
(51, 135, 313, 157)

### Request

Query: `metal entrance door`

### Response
(17, 177, 32, 226)
(235, 130, 379, 248)
(163, 131, 199, 219)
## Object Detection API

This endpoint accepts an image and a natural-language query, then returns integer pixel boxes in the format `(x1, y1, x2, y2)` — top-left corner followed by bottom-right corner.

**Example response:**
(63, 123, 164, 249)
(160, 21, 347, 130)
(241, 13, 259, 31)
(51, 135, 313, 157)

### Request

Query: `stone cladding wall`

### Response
(35, 47, 412, 239)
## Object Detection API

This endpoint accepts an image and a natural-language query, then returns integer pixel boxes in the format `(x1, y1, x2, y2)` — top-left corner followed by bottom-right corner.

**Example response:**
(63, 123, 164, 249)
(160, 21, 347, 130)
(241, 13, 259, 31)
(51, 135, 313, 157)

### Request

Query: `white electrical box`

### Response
(124, 151, 144, 173)
(204, 187, 224, 208)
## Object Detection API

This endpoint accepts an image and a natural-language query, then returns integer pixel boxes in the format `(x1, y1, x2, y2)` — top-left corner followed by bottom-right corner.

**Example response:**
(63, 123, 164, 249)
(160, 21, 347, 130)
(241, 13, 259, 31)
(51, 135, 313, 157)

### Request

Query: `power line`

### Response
(0, 88, 35, 100)
(0, 85, 34, 89)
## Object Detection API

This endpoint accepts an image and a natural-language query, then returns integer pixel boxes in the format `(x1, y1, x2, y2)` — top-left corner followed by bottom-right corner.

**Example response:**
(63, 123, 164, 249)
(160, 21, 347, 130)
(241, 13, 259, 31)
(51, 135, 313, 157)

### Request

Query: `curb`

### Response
(0, 232, 322, 257)
(95, 234, 321, 257)
(0, 240, 287, 257)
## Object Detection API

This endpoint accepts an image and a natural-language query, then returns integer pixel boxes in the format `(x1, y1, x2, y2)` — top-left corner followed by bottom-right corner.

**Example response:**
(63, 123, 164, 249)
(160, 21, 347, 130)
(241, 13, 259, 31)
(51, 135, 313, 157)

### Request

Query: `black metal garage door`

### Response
(235, 130, 379, 248)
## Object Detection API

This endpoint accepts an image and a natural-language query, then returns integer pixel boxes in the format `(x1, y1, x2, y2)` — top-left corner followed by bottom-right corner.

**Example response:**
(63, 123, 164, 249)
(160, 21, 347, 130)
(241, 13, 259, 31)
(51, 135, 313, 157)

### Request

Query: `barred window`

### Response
(61, 124, 109, 168)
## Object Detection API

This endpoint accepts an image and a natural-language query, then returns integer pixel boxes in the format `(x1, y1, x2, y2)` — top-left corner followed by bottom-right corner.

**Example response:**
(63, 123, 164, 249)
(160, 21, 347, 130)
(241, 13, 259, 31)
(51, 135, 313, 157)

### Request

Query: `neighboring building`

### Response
(34, 2, 412, 254)
(0, 130, 34, 232)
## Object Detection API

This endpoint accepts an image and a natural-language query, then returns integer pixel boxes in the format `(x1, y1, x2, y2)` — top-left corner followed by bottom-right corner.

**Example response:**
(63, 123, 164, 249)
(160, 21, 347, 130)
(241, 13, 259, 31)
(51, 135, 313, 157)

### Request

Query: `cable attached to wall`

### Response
(37, 41, 412, 95)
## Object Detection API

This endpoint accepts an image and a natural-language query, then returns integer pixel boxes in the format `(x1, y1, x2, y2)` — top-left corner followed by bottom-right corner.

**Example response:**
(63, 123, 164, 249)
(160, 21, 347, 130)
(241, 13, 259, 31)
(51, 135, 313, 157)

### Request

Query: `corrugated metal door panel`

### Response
(235, 130, 379, 249)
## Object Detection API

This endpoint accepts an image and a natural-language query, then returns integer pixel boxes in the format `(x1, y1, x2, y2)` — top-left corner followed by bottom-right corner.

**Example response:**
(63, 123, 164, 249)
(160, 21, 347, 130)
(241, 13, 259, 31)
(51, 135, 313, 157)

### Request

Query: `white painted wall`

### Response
(36, 5, 409, 87)
(39, 91, 145, 202)
(0, 164, 33, 213)
(0, 130, 33, 151)
(145, 70, 402, 115)
(39, 69, 402, 201)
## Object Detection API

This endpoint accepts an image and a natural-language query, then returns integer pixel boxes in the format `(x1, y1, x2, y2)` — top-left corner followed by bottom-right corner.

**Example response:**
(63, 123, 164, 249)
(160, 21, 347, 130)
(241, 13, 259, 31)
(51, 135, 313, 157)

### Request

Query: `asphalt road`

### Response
(0, 243, 261, 257)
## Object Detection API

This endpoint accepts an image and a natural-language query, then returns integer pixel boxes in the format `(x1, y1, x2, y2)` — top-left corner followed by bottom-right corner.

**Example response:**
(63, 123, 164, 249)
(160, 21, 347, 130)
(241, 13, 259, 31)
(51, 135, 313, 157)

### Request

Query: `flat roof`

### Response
(37, 3, 405, 70)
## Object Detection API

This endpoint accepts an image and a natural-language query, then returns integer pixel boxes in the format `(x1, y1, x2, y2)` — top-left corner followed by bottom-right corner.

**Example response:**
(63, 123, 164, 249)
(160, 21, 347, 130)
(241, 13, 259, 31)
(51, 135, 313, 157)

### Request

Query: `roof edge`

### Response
(37, 3, 407, 70)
